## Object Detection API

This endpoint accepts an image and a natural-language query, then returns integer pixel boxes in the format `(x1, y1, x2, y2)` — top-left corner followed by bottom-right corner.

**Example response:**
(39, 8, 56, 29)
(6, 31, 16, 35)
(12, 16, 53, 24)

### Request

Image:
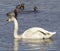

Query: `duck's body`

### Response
(34, 5, 37, 12)
(7, 11, 56, 39)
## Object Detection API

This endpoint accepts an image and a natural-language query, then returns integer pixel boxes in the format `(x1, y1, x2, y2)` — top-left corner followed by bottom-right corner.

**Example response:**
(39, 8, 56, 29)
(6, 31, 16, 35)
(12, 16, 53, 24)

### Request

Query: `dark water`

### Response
(0, 0, 60, 51)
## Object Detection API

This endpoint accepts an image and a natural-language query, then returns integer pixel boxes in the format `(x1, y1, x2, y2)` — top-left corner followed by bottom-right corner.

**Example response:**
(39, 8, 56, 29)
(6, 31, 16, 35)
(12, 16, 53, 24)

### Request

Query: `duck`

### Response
(6, 11, 56, 39)
(16, 3, 24, 11)
(20, 3, 24, 10)
(33, 5, 37, 12)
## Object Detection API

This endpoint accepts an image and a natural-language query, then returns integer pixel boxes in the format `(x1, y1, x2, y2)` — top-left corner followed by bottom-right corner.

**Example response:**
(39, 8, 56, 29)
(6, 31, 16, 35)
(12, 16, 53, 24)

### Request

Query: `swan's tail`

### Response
(52, 32, 56, 35)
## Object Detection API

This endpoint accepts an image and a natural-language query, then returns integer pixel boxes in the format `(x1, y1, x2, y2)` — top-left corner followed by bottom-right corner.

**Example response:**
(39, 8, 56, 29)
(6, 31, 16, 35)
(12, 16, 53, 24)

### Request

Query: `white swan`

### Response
(6, 11, 56, 39)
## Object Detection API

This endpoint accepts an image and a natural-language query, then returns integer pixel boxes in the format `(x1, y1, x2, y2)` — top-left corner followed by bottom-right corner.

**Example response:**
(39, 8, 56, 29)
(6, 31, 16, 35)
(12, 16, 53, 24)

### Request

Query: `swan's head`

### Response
(6, 11, 17, 22)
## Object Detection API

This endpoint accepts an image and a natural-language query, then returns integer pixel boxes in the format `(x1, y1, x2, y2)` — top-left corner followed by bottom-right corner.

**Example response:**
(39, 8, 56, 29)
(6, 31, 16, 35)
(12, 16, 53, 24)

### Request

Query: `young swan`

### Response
(6, 12, 56, 39)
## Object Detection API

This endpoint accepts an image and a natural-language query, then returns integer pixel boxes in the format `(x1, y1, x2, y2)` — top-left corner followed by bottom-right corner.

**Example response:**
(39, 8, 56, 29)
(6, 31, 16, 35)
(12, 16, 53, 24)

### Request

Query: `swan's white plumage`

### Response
(7, 15, 56, 39)
(21, 27, 56, 39)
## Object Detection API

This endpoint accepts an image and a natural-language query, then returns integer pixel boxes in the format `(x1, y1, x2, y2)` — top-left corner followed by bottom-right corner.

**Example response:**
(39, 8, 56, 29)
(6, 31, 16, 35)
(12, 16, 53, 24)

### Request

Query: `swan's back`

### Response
(23, 27, 50, 34)
(22, 27, 44, 39)
(21, 27, 56, 39)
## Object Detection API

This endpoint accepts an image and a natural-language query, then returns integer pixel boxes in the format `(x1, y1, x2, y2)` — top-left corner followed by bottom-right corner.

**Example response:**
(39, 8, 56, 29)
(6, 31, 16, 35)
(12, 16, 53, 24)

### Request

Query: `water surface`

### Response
(0, 0, 60, 51)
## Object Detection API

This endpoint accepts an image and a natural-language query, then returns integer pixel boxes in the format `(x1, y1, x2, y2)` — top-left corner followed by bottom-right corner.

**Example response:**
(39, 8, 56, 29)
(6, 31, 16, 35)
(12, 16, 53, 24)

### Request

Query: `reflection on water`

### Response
(14, 39, 54, 51)
(14, 39, 19, 51)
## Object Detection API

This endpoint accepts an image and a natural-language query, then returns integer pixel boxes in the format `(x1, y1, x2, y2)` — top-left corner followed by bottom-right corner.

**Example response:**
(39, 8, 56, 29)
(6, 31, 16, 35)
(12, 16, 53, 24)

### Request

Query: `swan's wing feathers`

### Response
(34, 30, 47, 35)
(23, 27, 51, 35)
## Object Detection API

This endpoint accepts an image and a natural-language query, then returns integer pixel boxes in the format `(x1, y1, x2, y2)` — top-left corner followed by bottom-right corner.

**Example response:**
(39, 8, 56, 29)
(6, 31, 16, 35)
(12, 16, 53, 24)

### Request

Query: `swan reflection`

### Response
(14, 39, 54, 51)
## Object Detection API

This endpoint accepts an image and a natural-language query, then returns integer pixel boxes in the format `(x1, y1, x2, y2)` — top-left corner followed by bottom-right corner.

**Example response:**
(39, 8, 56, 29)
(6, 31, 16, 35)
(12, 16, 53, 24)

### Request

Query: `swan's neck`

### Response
(13, 17, 19, 38)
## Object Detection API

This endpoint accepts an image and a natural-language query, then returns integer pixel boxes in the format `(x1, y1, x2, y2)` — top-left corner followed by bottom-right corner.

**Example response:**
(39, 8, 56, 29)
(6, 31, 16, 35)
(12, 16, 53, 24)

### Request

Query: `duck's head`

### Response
(6, 10, 17, 22)
(21, 3, 24, 7)
(20, 3, 24, 10)
(16, 5, 20, 9)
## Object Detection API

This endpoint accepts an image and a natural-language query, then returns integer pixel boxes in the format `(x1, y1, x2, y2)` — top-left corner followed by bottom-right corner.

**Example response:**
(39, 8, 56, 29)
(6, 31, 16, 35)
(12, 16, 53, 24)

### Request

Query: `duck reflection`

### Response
(14, 39, 54, 51)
